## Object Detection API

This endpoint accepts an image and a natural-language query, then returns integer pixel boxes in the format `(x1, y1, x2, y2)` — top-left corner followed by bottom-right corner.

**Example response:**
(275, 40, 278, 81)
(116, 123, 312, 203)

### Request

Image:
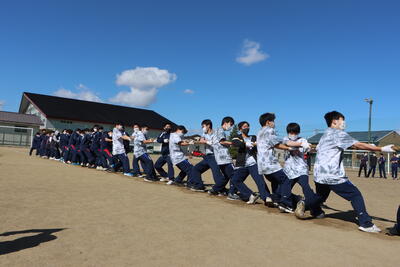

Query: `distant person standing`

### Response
(366, 153, 377, 178)
(391, 154, 399, 179)
(378, 153, 387, 178)
(358, 152, 368, 177)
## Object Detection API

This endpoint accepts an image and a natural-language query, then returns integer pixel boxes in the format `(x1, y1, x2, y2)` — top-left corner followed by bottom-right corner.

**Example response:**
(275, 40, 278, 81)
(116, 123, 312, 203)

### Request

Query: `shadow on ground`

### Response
(0, 228, 66, 255)
(323, 205, 396, 224)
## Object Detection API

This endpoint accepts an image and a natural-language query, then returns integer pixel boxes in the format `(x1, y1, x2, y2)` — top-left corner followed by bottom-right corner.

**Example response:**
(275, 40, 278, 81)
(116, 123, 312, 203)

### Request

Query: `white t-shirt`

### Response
(282, 136, 309, 179)
(313, 128, 358, 185)
(257, 126, 282, 175)
(112, 128, 125, 155)
(202, 132, 216, 155)
(213, 128, 233, 165)
(169, 132, 186, 165)
(133, 131, 147, 158)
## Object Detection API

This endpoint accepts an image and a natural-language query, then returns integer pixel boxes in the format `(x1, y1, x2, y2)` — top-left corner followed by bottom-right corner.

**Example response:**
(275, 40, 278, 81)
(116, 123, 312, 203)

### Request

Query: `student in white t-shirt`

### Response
(112, 121, 133, 177)
(312, 111, 395, 233)
(167, 125, 205, 191)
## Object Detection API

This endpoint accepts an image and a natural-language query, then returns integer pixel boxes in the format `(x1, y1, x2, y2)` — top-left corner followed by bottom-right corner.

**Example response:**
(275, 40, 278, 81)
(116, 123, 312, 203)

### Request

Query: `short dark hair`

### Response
(221, 116, 234, 126)
(259, 113, 276, 126)
(176, 125, 188, 134)
(115, 121, 124, 126)
(132, 123, 140, 128)
(286, 123, 300, 134)
(164, 123, 171, 127)
(324, 111, 345, 127)
(238, 121, 249, 130)
(141, 125, 149, 129)
(201, 119, 213, 129)
(98, 126, 104, 130)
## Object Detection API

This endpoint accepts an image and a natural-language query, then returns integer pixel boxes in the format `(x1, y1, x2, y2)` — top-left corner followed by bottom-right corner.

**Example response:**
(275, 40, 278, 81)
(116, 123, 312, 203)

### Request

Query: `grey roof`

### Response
(308, 130, 395, 144)
(0, 111, 43, 126)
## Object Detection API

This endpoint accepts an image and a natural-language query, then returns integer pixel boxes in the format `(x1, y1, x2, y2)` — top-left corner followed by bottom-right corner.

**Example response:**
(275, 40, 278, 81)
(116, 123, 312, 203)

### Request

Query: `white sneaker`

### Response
(246, 194, 259, 204)
(166, 180, 174, 185)
(139, 174, 146, 178)
(359, 224, 381, 233)
(295, 200, 307, 219)
(159, 177, 169, 182)
(96, 166, 101, 170)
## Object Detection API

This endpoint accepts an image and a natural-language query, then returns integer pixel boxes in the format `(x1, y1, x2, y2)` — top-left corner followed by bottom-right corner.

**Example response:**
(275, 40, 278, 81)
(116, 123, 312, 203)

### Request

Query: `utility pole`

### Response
(364, 98, 373, 144)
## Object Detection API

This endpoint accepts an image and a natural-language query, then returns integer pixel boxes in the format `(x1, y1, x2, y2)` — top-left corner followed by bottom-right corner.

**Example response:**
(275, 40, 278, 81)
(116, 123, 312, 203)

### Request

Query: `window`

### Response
(60, 120, 73, 124)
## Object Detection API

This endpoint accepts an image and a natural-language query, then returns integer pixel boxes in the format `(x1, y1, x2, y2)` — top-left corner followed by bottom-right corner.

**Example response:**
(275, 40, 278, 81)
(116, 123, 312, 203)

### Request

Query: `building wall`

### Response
(378, 132, 400, 146)
(25, 103, 47, 127)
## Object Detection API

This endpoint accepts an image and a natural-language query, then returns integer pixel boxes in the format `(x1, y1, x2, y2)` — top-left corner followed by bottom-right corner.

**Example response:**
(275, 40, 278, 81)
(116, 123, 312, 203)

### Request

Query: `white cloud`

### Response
(110, 67, 177, 107)
(236, 39, 269, 66)
(184, 89, 194, 94)
(0, 100, 5, 110)
(110, 88, 158, 107)
(53, 84, 103, 102)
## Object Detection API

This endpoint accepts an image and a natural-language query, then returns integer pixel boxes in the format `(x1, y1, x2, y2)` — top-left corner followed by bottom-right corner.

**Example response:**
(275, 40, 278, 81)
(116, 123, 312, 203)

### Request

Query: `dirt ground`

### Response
(0, 146, 399, 267)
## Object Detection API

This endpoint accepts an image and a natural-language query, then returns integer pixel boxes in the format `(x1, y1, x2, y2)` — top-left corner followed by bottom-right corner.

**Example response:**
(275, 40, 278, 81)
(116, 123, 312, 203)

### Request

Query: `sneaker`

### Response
(159, 177, 169, 182)
(138, 174, 146, 178)
(166, 180, 175, 185)
(208, 189, 218, 195)
(246, 194, 259, 204)
(96, 166, 101, 170)
(264, 197, 274, 207)
(190, 187, 206, 192)
(278, 204, 294, 213)
(123, 173, 134, 177)
(294, 200, 307, 219)
(143, 178, 154, 182)
(359, 224, 381, 233)
(227, 193, 240, 201)
(386, 226, 400, 236)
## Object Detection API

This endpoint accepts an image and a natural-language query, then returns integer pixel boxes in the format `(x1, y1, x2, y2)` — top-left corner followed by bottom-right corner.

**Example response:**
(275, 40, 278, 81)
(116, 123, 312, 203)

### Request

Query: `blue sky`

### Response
(0, 0, 399, 136)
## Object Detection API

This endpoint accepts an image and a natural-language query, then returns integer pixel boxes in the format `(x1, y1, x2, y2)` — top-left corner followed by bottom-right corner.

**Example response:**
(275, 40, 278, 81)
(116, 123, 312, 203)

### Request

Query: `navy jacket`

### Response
(90, 132, 101, 151)
(81, 133, 92, 150)
(100, 132, 112, 151)
(60, 134, 70, 148)
(157, 131, 170, 155)
(32, 135, 41, 148)
(69, 132, 82, 148)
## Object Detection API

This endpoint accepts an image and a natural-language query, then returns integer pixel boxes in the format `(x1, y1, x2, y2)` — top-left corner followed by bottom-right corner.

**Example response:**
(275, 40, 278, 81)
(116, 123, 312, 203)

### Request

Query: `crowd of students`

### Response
(29, 111, 400, 236)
